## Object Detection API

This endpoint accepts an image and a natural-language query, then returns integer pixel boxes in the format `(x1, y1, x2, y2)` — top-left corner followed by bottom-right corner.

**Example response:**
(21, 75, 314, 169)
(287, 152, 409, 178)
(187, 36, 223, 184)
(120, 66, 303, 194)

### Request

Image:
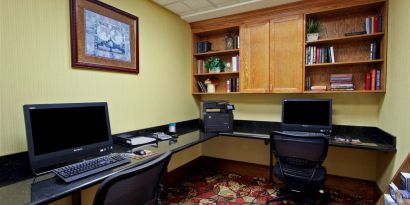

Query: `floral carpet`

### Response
(163, 169, 375, 205)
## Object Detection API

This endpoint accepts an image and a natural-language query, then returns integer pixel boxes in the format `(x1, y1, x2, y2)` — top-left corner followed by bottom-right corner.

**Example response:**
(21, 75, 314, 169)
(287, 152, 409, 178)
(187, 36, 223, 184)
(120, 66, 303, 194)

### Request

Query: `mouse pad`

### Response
(129, 150, 157, 160)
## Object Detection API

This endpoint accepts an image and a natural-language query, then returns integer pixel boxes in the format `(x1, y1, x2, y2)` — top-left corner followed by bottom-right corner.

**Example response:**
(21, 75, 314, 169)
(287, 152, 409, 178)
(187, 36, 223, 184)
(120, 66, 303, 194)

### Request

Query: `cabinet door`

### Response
(240, 22, 270, 93)
(270, 15, 303, 93)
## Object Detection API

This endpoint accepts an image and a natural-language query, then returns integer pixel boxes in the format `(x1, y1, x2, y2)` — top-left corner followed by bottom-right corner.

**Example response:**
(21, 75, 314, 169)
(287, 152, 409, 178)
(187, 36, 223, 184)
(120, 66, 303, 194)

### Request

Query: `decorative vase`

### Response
(209, 68, 221, 73)
(307, 33, 319, 42)
(206, 84, 216, 93)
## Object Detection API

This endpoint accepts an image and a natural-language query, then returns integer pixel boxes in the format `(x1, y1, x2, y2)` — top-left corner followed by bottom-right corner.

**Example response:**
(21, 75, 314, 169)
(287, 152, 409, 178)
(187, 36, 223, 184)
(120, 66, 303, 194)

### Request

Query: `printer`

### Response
(200, 100, 235, 132)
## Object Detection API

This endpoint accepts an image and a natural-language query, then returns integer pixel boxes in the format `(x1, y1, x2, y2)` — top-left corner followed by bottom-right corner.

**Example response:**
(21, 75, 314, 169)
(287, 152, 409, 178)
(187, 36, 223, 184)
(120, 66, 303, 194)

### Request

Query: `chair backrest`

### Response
(93, 152, 172, 205)
(270, 131, 328, 188)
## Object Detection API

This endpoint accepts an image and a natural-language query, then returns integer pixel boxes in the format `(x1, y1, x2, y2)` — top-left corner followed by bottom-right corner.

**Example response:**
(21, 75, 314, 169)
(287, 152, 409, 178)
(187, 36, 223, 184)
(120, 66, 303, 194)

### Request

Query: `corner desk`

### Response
(0, 120, 396, 205)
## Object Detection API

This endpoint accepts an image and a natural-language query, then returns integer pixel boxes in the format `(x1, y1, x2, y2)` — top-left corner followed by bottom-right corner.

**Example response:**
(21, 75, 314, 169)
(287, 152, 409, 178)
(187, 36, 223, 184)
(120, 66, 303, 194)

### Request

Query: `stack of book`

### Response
(365, 15, 382, 34)
(196, 59, 206, 74)
(310, 85, 327, 92)
(226, 77, 239, 93)
(370, 41, 380, 60)
(196, 41, 212, 53)
(384, 172, 410, 204)
(306, 46, 335, 64)
(330, 74, 354, 91)
(365, 68, 381, 90)
(232, 55, 240, 72)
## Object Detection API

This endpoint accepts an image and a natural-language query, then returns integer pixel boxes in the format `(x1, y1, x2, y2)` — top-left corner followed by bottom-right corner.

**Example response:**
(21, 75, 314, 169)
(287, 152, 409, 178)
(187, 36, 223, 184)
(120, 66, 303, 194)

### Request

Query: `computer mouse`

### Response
(134, 150, 146, 155)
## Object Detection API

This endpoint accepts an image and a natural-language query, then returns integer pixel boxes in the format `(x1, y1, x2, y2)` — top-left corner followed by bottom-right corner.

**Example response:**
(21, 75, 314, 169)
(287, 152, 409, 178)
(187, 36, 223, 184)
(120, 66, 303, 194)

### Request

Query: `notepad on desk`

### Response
(117, 134, 157, 146)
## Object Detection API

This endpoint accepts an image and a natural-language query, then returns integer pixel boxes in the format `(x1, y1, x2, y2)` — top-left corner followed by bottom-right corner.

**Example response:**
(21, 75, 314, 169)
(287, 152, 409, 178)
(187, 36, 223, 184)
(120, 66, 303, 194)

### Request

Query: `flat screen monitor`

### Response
(23, 102, 113, 174)
(281, 99, 332, 133)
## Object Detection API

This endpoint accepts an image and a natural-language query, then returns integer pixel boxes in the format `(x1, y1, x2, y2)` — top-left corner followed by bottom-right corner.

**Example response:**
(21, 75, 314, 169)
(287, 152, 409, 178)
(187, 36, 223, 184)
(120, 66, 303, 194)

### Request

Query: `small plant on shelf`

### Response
(205, 57, 225, 73)
(306, 18, 320, 42)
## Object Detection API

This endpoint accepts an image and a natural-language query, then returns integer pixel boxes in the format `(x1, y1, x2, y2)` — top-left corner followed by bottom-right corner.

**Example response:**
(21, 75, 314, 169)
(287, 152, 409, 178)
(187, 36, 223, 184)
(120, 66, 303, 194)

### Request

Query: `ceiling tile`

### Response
(165, 2, 191, 13)
(183, 0, 214, 10)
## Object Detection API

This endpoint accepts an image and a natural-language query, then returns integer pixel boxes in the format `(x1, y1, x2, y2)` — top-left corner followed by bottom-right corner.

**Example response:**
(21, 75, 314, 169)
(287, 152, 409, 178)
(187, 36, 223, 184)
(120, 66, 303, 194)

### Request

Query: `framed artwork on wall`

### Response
(70, 0, 139, 74)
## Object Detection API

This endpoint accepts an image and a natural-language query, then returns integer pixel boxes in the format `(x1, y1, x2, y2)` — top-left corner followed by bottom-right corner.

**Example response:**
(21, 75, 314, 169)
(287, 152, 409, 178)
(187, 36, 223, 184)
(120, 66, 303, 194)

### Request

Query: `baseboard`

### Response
(166, 156, 382, 202)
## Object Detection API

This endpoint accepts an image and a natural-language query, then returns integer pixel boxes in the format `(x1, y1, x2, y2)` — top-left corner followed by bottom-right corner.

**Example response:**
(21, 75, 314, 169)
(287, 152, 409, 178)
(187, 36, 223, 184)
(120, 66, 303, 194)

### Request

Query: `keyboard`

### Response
(53, 153, 131, 183)
(282, 131, 328, 137)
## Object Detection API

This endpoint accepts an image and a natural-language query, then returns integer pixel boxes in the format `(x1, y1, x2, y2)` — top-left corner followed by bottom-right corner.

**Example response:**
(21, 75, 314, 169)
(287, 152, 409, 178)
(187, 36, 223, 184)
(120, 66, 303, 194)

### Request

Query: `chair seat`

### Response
(274, 163, 327, 190)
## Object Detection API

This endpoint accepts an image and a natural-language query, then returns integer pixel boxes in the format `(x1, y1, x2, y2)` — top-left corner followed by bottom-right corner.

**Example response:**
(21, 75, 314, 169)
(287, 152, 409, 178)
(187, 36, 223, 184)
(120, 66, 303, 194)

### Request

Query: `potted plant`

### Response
(205, 57, 225, 73)
(306, 18, 320, 42)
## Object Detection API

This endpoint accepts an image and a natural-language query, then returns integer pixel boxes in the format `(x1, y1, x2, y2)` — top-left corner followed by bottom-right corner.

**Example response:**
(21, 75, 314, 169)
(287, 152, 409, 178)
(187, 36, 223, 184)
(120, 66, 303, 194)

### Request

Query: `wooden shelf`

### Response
(305, 59, 384, 68)
(306, 33, 384, 46)
(304, 90, 385, 94)
(194, 49, 239, 57)
(192, 92, 242, 95)
(194, 72, 239, 76)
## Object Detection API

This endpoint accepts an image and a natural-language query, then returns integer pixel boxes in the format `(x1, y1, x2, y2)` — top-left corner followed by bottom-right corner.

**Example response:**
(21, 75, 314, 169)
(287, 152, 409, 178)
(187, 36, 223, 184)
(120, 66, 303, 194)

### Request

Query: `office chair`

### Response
(267, 131, 329, 205)
(93, 152, 172, 205)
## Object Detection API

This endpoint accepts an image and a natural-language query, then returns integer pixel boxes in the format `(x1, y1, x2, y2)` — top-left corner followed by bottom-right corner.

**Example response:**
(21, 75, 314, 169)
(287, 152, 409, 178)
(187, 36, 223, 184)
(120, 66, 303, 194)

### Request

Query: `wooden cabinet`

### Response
(269, 15, 303, 93)
(240, 22, 270, 93)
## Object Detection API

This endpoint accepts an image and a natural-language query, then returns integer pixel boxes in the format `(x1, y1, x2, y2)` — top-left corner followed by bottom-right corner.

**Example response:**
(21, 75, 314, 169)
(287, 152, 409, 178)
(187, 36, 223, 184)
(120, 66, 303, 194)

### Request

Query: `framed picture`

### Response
(70, 0, 139, 74)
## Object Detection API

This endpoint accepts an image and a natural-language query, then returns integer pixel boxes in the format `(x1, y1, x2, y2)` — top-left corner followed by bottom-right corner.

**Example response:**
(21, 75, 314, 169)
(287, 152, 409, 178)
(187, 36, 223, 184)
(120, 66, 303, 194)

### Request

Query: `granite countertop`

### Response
(0, 119, 396, 205)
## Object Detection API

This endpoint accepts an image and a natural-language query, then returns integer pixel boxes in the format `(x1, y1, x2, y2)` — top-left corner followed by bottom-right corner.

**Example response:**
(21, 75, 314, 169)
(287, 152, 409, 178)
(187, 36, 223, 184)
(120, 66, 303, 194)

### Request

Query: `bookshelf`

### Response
(303, 1, 387, 93)
(192, 27, 240, 94)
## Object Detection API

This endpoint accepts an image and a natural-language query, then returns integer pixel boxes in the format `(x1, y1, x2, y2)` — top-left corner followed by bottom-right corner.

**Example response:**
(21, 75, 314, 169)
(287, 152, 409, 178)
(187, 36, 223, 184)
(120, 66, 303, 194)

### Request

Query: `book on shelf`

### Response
(233, 32, 240, 49)
(196, 59, 206, 74)
(365, 68, 381, 90)
(311, 85, 327, 91)
(196, 41, 212, 53)
(232, 55, 240, 72)
(197, 81, 207, 93)
(226, 77, 239, 92)
(365, 15, 382, 34)
(370, 41, 380, 60)
(306, 46, 335, 64)
(305, 76, 311, 91)
(330, 73, 354, 91)
(386, 176, 410, 205)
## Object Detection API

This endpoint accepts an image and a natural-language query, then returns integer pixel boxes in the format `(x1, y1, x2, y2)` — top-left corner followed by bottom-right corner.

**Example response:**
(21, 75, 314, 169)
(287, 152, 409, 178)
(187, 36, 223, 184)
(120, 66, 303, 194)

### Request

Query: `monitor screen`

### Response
(24, 102, 113, 174)
(282, 99, 332, 133)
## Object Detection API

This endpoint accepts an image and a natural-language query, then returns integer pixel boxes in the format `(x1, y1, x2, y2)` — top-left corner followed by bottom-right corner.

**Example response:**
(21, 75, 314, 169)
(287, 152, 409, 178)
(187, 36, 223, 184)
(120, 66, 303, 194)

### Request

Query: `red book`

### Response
(371, 68, 376, 90)
(316, 47, 320, 64)
(365, 72, 371, 90)
(374, 16, 379, 33)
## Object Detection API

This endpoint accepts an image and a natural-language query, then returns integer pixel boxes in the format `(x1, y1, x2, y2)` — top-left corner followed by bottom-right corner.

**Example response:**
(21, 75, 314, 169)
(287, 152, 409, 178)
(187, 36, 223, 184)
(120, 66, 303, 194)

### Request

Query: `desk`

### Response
(0, 120, 396, 205)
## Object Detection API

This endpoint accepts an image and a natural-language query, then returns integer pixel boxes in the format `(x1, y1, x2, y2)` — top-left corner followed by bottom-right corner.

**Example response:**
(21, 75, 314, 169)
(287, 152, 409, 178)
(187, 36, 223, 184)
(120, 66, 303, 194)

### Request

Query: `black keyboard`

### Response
(53, 153, 130, 183)
(282, 131, 328, 137)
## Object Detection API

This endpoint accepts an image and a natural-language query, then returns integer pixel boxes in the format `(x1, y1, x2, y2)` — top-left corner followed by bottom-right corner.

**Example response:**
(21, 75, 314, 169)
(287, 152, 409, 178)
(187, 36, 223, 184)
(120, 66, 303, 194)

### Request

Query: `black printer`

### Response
(200, 100, 235, 132)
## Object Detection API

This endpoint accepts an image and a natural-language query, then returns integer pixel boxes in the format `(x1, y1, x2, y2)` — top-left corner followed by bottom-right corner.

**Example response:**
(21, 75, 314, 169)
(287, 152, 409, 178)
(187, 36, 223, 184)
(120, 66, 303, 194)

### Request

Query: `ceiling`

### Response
(152, 0, 302, 22)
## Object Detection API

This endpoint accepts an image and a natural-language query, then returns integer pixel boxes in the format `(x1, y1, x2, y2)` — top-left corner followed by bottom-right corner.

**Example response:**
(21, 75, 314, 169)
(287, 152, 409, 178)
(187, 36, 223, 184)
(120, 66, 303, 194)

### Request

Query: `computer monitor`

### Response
(23, 102, 113, 174)
(281, 99, 332, 133)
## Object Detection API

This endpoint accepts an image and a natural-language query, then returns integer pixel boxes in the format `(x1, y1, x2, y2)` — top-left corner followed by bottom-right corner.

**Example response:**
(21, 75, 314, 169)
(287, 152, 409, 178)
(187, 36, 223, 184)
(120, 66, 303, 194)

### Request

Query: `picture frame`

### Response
(70, 0, 139, 74)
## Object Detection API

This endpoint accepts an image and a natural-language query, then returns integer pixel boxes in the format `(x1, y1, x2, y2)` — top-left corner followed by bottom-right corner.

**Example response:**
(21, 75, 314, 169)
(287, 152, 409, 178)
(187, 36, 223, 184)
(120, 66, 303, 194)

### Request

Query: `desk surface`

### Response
(0, 120, 396, 205)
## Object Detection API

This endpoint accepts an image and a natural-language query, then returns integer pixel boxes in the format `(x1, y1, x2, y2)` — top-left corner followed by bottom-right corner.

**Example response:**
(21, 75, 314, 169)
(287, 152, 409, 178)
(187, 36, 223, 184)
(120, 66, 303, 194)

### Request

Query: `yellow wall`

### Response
(0, 0, 198, 156)
(376, 0, 410, 189)
(202, 94, 381, 126)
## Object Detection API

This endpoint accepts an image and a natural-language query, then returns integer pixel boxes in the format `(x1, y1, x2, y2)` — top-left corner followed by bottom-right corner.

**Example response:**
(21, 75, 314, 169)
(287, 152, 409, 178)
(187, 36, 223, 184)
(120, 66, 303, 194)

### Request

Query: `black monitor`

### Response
(281, 99, 332, 133)
(23, 102, 113, 174)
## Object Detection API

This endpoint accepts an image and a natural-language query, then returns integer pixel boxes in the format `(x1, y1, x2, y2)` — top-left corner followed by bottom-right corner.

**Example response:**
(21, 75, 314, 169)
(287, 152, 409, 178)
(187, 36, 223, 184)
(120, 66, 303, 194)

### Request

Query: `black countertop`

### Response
(0, 119, 396, 205)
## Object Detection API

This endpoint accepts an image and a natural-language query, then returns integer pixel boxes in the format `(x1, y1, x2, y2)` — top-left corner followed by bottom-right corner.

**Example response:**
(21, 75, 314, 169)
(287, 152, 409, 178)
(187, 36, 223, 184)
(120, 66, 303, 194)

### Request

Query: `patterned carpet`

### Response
(163, 169, 375, 205)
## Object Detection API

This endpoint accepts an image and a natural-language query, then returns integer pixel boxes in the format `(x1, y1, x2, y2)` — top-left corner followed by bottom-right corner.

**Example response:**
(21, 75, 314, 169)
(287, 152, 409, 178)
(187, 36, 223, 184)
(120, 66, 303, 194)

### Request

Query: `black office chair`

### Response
(93, 152, 172, 205)
(267, 131, 329, 205)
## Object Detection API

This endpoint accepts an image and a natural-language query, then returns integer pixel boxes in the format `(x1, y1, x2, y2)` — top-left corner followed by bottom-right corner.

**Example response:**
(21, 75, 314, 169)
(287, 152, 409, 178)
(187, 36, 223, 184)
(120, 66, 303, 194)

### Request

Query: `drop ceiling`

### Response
(152, 0, 302, 22)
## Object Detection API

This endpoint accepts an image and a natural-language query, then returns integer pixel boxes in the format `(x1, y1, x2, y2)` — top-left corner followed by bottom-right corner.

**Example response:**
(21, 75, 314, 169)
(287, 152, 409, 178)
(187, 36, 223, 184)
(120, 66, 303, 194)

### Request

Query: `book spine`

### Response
(376, 69, 381, 90)
(330, 47, 335, 63)
(365, 72, 371, 90)
(371, 68, 376, 90)
(226, 80, 231, 93)
(378, 15, 382, 32)
(236, 78, 239, 92)
(232, 56, 237, 72)
(374, 16, 379, 33)
(237, 36, 240, 49)
(370, 16, 373, 34)
(370, 42, 374, 60)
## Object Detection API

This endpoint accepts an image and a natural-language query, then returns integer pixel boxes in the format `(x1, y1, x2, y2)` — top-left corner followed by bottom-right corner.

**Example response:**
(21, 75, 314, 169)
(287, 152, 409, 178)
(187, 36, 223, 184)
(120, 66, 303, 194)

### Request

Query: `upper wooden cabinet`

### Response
(269, 15, 303, 93)
(240, 22, 270, 93)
